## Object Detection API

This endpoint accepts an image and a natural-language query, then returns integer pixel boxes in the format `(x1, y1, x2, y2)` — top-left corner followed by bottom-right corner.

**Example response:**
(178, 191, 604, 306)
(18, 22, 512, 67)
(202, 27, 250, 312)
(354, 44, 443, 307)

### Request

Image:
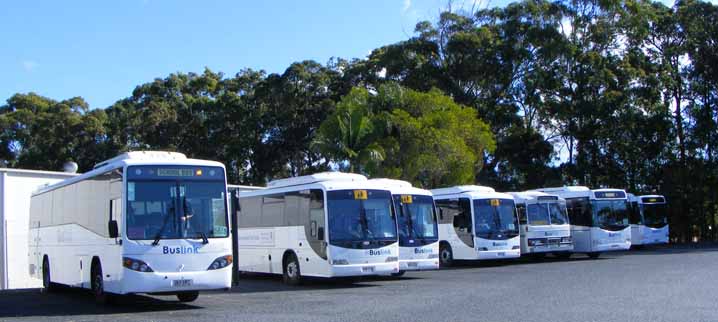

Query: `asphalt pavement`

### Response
(1, 246, 716, 322)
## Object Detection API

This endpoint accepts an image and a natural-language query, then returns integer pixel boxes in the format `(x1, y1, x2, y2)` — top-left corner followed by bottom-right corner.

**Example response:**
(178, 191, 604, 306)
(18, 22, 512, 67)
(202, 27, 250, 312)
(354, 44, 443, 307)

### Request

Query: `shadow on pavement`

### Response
(626, 244, 718, 255)
(232, 273, 380, 294)
(0, 287, 200, 318)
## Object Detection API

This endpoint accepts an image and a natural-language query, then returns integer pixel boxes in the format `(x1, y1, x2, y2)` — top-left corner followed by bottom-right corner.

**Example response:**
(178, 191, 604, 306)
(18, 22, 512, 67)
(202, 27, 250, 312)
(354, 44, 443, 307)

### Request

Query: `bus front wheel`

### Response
(439, 244, 453, 267)
(177, 291, 199, 302)
(91, 261, 112, 305)
(283, 253, 302, 285)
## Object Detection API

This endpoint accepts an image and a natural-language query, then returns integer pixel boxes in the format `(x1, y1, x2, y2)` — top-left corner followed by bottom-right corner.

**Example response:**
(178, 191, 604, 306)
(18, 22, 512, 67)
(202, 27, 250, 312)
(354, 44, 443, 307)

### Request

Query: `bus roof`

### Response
(266, 172, 367, 189)
(93, 151, 187, 169)
(227, 184, 265, 192)
(533, 186, 590, 193)
(532, 186, 627, 200)
(430, 185, 495, 196)
(368, 178, 432, 196)
(33, 151, 224, 196)
(431, 185, 513, 200)
(508, 191, 563, 204)
(239, 175, 393, 198)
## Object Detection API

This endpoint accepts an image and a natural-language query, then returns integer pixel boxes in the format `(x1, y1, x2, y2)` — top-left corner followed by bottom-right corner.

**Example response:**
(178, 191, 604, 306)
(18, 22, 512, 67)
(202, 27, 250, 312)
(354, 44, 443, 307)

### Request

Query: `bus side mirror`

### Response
(317, 227, 325, 241)
(108, 220, 119, 238)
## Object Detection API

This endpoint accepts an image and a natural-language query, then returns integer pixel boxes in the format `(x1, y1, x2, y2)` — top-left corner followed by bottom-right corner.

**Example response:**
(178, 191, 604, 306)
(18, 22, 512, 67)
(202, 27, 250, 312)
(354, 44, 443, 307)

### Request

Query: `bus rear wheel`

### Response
(439, 244, 453, 267)
(587, 252, 601, 259)
(283, 253, 302, 285)
(42, 257, 56, 293)
(177, 291, 199, 302)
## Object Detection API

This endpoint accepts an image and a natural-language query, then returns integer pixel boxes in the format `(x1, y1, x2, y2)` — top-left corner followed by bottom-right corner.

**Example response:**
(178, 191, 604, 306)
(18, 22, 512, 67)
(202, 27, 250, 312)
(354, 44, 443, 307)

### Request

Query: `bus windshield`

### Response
(393, 194, 438, 244)
(125, 166, 228, 241)
(527, 204, 550, 225)
(592, 200, 630, 231)
(548, 202, 569, 225)
(473, 199, 519, 239)
(327, 189, 397, 244)
(527, 202, 569, 225)
(643, 203, 668, 228)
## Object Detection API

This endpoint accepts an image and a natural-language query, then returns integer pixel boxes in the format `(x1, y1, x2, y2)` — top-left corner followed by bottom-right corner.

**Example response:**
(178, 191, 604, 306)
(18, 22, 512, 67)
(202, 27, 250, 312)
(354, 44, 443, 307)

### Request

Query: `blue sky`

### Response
(0, 0, 503, 108)
(2, 0, 689, 109)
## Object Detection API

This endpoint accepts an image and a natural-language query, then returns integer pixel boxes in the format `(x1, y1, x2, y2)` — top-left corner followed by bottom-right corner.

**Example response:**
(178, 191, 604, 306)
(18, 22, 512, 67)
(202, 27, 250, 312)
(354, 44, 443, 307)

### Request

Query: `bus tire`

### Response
(587, 252, 601, 259)
(439, 243, 453, 267)
(391, 271, 405, 277)
(177, 291, 199, 302)
(42, 257, 56, 293)
(91, 260, 112, 305)
(283, 253, 302, 285)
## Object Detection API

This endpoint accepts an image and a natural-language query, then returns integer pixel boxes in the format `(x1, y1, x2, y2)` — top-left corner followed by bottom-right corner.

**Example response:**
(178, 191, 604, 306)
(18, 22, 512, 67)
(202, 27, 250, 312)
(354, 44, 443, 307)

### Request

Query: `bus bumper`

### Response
(330, 262, 399, 277)
(527, 244, 574, 253)
(118, 267, 232, 294)
(477, 249, 521, 260)
(399, 258, 439, 271)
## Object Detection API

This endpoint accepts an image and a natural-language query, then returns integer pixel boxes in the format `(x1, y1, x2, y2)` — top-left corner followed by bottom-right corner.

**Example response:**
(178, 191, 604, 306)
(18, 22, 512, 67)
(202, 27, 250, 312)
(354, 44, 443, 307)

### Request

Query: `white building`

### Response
(0, 168, 78, 289)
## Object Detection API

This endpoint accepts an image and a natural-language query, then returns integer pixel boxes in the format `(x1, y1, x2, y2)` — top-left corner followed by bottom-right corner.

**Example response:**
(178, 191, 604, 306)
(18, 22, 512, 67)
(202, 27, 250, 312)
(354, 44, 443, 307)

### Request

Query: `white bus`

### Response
(369, 179, 439, 275)
(29, 151, 233, 303)
(532, 186, 631, 258)
(236, 172, 399, 285)
(628, 194, 669, 246)
(431, 186, 520, 266)
(509, 191, 573, 258)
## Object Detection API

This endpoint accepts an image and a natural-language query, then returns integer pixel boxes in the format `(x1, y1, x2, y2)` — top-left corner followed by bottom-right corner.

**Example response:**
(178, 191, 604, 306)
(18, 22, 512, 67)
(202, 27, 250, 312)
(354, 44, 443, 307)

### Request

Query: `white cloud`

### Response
(402, 0, 412, 13)
(21, 60, 39, 72)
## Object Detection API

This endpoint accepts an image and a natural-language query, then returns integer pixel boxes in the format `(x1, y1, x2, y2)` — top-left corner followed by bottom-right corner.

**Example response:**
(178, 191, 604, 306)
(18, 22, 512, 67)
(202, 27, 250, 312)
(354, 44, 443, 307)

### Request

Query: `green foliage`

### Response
(312, 87, 385, 173)
(2, 0, 718, 241)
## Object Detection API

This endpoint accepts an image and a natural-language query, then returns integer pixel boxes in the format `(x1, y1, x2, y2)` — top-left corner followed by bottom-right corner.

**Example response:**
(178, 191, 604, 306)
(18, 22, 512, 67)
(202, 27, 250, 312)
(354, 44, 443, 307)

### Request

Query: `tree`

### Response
(312, 87, 385, 173)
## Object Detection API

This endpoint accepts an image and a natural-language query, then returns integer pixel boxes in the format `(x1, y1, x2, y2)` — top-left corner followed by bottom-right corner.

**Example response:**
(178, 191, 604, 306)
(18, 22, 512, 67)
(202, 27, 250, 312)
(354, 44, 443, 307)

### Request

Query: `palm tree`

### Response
(312, 89, 384, 173)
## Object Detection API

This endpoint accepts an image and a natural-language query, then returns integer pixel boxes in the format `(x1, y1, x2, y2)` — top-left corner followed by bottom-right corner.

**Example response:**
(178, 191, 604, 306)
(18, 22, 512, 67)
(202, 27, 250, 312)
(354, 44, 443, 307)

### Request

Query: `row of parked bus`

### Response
(26, 152, 669, 304)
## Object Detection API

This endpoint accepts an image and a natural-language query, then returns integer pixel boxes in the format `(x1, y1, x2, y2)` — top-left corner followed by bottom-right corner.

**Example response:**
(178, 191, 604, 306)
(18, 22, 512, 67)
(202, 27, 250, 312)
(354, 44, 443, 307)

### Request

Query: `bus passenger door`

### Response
(455, 198, 474, 248)
(306, 189, 327, 260)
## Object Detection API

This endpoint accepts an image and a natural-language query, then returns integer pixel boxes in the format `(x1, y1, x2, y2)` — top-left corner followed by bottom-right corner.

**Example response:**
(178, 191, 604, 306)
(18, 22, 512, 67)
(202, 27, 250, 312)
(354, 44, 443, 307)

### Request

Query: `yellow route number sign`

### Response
(490, 199, 500, 207)
(353, 190, 368, 200)
(401, 195, 413, 204)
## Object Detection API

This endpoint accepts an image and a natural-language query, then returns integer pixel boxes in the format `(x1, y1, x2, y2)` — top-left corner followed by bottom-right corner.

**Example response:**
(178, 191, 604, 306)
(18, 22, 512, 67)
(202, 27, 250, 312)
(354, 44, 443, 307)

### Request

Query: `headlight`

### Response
(512, 245, 520, 250)
(385, 256, 398, 262)
(561, 237, 572, 244)
(332, 259, 349, 265)
(428, 254, 439, 259)
(207, 255, 233, 270)
(123, 257, 154, 272)
(477, 247, 489, 251)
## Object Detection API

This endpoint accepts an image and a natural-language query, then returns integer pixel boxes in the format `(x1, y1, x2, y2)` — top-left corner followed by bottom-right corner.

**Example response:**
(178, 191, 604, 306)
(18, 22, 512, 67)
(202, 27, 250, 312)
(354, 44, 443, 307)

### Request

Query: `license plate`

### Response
(361, 266, 375, 273)
(408, 262, 418, 268)
(172, 279, 193, 287)
(497, 252, 505, 256)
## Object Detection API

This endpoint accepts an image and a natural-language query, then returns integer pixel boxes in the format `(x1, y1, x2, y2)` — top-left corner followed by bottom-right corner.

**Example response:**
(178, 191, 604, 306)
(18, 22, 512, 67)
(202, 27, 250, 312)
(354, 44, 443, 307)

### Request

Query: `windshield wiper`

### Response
(153, 200, 177, 246)
(198, 231, 209, 244)
(358, 201, 370, 239)
(403, 203, 416, 239)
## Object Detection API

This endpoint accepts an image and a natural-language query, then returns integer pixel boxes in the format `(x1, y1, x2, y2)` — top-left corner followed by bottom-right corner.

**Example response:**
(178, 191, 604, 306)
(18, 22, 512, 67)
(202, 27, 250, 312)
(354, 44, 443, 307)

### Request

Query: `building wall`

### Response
(0, 170, 76, 289)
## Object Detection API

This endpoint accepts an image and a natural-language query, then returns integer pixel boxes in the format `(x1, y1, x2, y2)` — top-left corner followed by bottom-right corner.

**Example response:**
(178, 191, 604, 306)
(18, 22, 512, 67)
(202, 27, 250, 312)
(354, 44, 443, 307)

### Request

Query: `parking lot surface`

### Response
(1, 246, 716, 322)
